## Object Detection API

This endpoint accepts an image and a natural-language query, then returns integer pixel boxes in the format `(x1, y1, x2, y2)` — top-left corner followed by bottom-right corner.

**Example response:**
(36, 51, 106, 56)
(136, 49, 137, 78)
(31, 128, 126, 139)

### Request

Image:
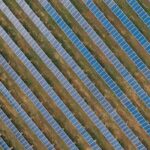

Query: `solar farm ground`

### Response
(0, 0, 150, 150)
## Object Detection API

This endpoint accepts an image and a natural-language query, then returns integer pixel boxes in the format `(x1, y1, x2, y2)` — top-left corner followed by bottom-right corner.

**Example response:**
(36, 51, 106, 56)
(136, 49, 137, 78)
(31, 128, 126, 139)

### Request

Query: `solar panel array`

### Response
(84, 0, 150, 105)
(0, 0, 150, 149)
(59, 0, 150, 109)
(127, 0, 150, 28)
(84, 0, 150, 80)
(0, 56, 78, 150)
(40, 0, 150, 134)
(104, 0, 150, 53)
(0, 108, 33, 150)
(0, 25, 99, 149)
(34, 1, 147, 148)
(0, 82, 54, 150)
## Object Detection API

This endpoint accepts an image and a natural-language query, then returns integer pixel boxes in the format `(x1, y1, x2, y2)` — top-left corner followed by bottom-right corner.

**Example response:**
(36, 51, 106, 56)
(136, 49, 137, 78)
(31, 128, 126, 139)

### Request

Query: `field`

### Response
(0, 0, 150, 150)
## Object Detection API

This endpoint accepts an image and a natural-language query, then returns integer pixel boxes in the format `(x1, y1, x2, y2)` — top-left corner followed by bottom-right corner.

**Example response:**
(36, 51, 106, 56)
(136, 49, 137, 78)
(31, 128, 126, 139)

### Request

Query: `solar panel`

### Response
(0, 0, 149, 149)
(0, 83, 54, 150)
(14, 2, 125, 149)
(0, 21, 97, 148)
(127, 0, 150, 28)
(27, 0, 147, 148)
(36, 0, 148, 148)
(54, 0, 150, 134)
(0, 136, 10, 150)
(0, 56, 77, 150)
(103, 0, 150, 54)
(0, 108, 33, 150)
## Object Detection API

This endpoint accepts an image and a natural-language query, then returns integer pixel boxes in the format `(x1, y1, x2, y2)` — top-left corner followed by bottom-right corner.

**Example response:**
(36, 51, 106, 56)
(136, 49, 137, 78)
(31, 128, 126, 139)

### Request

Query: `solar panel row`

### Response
(0, 137, 10, 150)
(0, 1, 116, 148)
(0, 0, 149, 149)
(38, 0, 148, 149)
(0, 57, 78, 150)
(0, 83, 54, 150)
(0, 22, 98, 148)
(0, 0, 131, 149)
(60, 0, 150, 108)
(37, 0, 150, 135)
(14, 2, 101, 150)
(127, 0, 150, 28)
(15, 1, 126, 149)
(0, 108, 32, 150)
(84, 0, 150, 81)
(104, 0, 150, 54)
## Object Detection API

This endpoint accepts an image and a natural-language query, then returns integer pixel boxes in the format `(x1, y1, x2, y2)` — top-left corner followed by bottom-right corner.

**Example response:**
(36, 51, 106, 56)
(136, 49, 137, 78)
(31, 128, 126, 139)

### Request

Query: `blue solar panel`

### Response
(0, 83, 54, 150)
(103, 0, 150, 54)
(0, 0, 149, 149)
(0, 16, 98, 148)
(38, 2, 146, 148)
(55, 0, 150, 135)
(0, 137, 10, 150)
(0, 56, 77, 150)
(0, 108, 33, 150)
(127, 0, 150, 28)
(13, 0, 129, 149)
